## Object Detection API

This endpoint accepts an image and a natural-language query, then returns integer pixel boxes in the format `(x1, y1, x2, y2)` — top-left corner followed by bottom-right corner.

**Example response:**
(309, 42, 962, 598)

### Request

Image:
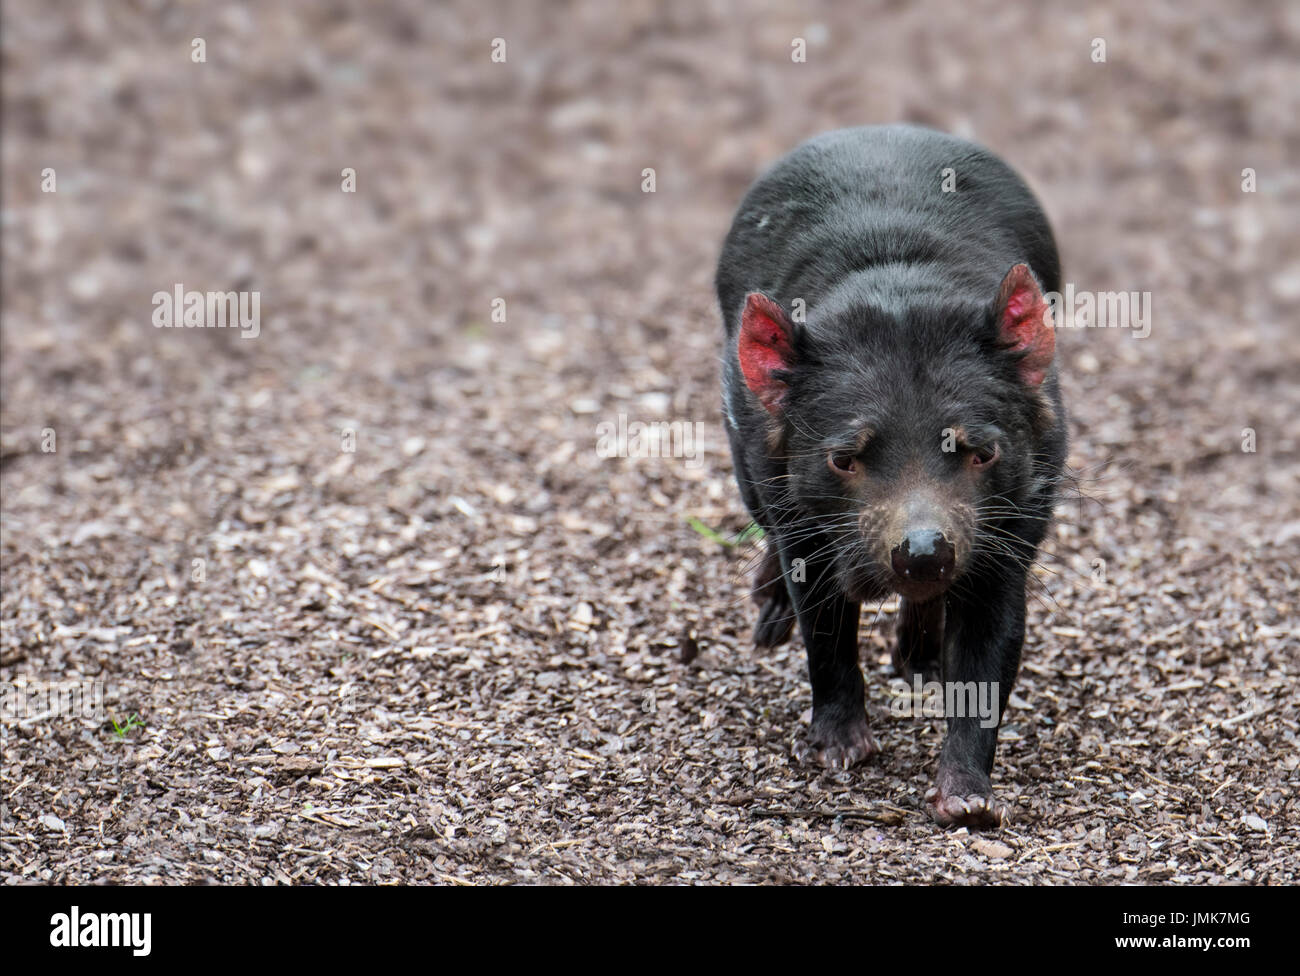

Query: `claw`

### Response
(795, 710, 879, 770)
(925, 772, 1005, 829)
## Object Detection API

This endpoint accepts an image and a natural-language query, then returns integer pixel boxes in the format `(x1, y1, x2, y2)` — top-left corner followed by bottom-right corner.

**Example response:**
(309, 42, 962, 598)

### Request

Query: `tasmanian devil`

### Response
(716, 125, 1067, 828)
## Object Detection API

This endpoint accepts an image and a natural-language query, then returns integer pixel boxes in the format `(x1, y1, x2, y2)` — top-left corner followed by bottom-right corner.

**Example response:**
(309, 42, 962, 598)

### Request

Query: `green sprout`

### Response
(686, 517, 764, 547)
(109, 713, 145, 741)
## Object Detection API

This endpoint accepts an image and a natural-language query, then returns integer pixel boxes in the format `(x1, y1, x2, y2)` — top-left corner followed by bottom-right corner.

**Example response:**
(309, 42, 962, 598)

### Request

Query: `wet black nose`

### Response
(891, 530, 956, 583)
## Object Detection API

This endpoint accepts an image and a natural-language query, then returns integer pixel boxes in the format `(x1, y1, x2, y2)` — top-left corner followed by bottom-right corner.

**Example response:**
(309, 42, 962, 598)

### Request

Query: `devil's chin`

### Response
(843, 567, 954, 605)
(890, 577, 950, 603)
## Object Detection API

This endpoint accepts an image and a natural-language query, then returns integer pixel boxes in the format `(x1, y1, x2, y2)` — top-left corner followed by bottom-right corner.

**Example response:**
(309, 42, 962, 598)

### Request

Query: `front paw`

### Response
(924, 766, 1007, 829)
(794, 707, 879, 770)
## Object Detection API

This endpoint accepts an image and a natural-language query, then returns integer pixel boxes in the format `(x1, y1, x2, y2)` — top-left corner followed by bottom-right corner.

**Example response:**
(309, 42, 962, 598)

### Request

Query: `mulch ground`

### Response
(1, 0, 1297, 884)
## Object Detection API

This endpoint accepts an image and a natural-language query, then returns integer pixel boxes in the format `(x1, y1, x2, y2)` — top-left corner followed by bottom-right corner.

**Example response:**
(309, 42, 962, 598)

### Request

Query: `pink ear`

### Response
(738, 293, 796, 413)
(995, 264, 1055, 388)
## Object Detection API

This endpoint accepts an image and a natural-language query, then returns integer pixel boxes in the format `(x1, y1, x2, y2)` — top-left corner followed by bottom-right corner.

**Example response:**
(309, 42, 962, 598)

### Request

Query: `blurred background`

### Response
(1, 1, 1297, 883)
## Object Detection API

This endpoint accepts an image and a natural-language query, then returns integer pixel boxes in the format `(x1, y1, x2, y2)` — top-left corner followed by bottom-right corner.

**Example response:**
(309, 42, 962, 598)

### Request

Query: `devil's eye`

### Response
(828, 451, 858, 475)
(970, 443, 999, 468)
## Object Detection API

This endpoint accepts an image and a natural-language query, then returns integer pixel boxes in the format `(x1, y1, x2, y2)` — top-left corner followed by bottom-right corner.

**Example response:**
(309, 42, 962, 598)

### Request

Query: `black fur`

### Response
(716, 125, 1067, 827)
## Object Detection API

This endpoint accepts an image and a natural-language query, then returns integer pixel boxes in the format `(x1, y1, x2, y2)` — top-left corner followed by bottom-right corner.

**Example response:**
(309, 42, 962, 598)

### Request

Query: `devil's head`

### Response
(737, 263, 1058, 603)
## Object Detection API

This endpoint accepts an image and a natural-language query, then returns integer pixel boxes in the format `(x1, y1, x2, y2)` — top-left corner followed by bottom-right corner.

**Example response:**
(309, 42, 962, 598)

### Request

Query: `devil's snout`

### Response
(890, 529, 956, 585)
